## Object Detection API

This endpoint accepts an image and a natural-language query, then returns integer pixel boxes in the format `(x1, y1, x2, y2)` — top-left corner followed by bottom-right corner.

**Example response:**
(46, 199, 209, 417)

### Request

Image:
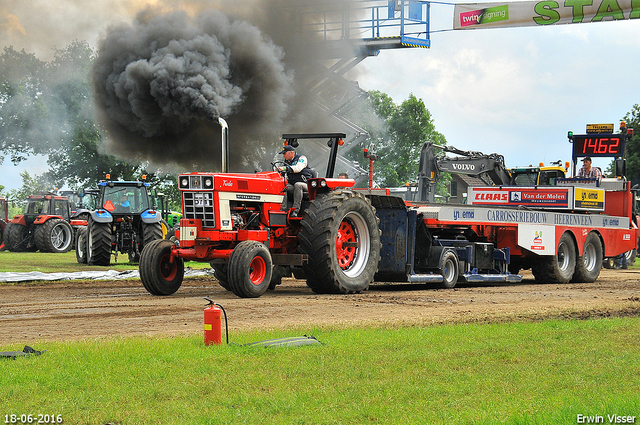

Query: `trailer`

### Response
(139, 121, 638, 298)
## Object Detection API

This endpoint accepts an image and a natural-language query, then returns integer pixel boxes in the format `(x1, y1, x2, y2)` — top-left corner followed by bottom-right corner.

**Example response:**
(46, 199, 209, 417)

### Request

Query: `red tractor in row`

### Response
(2, 193, 75, 253)
(0, 196, 8, 250)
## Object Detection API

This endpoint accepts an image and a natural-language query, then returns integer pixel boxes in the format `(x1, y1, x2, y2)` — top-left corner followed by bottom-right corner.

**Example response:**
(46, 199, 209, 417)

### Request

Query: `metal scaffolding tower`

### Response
(279, 0, 432, 181)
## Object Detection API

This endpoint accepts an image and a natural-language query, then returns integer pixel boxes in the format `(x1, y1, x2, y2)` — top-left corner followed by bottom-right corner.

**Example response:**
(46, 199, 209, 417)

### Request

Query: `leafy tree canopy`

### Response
(345, 90, 448, 193)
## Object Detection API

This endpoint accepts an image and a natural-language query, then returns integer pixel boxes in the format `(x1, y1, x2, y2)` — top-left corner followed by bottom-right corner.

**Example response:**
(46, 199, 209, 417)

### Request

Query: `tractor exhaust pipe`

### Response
(218, 117, 229, 173)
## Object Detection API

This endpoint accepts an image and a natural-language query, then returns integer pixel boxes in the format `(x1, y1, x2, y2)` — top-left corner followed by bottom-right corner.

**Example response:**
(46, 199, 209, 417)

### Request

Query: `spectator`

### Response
(577, 157, 602, 179)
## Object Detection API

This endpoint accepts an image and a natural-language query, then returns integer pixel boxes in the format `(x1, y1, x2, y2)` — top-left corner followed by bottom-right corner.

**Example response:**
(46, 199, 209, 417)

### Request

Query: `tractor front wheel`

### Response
(139, 239, 184, 296)
(228, 241, 273, 298)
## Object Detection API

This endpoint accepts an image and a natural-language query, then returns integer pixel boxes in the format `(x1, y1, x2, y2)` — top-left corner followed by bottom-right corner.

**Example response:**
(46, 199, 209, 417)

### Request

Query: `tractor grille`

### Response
(183, 192, 215, 227)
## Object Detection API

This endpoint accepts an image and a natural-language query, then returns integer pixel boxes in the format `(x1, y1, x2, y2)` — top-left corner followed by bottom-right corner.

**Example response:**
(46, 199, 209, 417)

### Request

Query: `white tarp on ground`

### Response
(0, 268, 214, 283)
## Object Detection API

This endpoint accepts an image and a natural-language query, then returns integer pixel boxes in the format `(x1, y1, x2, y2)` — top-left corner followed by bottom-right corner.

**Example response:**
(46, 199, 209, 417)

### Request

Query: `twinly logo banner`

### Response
(454, 0, 639, 30)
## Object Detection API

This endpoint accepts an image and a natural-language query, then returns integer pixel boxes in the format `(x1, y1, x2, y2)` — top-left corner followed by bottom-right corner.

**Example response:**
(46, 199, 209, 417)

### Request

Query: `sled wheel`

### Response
(533, 232, 576, 284)
(299, 191, 380, 294)
(75, 227, 88, 264)
(228, 241, 273, 298)
(572, 232, 603, 283)
(140, 239, 184, 296)
(440, 250, 460, 289)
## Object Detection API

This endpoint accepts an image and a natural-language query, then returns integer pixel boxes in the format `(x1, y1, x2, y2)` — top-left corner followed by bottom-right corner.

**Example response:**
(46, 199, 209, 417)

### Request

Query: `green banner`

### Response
(454, 0, 640, 29)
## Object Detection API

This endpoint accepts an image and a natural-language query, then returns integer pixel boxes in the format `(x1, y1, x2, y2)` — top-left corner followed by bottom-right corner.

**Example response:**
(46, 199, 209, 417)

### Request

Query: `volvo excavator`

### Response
(416, 142, 568, 202)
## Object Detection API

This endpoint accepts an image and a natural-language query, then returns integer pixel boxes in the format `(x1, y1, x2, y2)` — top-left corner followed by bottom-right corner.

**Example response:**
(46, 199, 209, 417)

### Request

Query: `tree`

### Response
(622, 104, 640, 187)
(0, 46, 52, 164)
(345, 91, 449, 194)
(8, 171, 50, 207)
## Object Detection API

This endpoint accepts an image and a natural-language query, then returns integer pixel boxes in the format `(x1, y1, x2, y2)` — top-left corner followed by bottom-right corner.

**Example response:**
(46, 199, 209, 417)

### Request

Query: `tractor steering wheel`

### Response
(272, 161, 287, 176)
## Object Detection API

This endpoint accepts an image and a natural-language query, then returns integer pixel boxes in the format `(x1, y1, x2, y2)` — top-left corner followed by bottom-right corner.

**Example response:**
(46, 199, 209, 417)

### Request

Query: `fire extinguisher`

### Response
(204, 298, 228, 345)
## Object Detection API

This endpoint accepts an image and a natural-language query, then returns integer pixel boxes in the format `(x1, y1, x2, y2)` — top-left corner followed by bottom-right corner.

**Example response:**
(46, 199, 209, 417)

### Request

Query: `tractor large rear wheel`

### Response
(210, 262, 231, 291)
(131, 222, 163, 263)
(140, 239, 184, 296)
(7, 223, 34, 252)
(87, 218, 112, 266)
(1, 222, 9, 251)
(0, 221, 5, 251)
(35, 218, 73, 253)
(228, 241, 273, 298)
(298, 191, 381, 294)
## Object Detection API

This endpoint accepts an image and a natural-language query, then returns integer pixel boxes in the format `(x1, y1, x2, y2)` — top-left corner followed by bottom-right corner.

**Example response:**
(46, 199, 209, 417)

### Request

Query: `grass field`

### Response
(2, 250, 639, 424)
(0, 250, 211, 273)
(2, 319, 639, 425)
(1, 250, 638, 274)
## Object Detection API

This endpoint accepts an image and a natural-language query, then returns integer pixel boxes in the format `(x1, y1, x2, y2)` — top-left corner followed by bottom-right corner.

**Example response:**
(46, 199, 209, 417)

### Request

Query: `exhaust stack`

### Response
(218, 117, 229, 173)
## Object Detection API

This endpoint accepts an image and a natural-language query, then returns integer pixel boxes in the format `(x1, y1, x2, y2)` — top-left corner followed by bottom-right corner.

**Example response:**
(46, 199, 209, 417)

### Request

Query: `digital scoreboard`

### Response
(571, 134, 625, 158)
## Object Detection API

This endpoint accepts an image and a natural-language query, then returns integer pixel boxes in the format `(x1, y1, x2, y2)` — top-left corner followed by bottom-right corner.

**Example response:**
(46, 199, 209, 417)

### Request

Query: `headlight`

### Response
(310, 181, 318, 188)
(320, 180, 327, 187)
(180, 178, 189, 188)
(204, 177, 213, 187)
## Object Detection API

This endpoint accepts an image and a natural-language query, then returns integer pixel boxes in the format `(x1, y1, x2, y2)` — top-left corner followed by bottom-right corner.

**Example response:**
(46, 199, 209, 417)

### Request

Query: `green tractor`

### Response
(76, 179, 163, 265)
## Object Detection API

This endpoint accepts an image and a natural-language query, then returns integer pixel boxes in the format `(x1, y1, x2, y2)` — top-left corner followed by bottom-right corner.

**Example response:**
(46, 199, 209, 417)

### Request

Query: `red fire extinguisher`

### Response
(204, 298, 227, 345)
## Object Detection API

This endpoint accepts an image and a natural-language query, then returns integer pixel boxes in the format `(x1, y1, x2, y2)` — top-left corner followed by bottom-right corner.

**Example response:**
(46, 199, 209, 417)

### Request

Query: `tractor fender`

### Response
(140, 210, 162, 224)
(10, 215, 27, 226)
(90, 209, 113, 223)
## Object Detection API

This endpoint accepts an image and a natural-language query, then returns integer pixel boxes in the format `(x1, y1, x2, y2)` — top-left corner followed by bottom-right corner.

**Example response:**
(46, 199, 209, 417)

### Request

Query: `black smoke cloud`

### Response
(92, 7, 297, 170)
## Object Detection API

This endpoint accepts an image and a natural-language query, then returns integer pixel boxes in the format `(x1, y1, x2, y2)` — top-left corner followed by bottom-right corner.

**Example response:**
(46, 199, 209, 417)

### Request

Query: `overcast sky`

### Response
(1, 0, 639, 191)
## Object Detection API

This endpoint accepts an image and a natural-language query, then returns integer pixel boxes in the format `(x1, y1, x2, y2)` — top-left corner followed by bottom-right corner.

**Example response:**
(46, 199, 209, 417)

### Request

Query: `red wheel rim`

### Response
(336, 219, 357, 270)
(249, 255, 267, 285)
(160, 253, 178, 280)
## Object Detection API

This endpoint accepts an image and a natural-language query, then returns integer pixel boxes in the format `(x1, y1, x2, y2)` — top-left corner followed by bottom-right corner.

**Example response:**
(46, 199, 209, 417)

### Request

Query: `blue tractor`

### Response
(76, 179, 163, 265)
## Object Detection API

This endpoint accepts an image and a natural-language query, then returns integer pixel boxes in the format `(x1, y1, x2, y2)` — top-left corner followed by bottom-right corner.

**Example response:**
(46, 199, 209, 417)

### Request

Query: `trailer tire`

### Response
(87, 218, 112, 266)
(439, 250, 460, 289)
(533, 232, 576, 284)
(211, 263, 231, 291)
(299, 191, 381, 294)
(228, 240, 272, 298)
(140, 239, 184, 296)
(624, 248, 637, 266)
(75, 227, 88, 264)
(572, 232, 602, 283)
(35, 219, 73, 253)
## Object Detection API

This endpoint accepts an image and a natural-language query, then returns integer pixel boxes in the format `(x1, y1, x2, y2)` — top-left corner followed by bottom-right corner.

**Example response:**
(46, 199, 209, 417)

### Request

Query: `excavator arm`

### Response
(417, 142, 511, 202)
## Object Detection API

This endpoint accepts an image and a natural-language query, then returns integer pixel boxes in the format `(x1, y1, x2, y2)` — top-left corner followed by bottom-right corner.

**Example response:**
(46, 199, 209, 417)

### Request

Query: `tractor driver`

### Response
(278, 145, 312, 217)
(120, 194, 131, 212)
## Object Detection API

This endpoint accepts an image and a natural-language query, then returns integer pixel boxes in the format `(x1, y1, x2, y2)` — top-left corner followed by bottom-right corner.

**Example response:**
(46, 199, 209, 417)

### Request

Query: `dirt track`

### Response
(1, 269, 639, 345)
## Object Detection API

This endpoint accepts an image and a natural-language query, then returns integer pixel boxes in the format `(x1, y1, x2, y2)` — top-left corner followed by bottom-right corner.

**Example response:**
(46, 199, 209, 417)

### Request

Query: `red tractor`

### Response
(3, 193, 74, 253)
(0, 196, 8, 250)
(140, 131, 382, 298)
